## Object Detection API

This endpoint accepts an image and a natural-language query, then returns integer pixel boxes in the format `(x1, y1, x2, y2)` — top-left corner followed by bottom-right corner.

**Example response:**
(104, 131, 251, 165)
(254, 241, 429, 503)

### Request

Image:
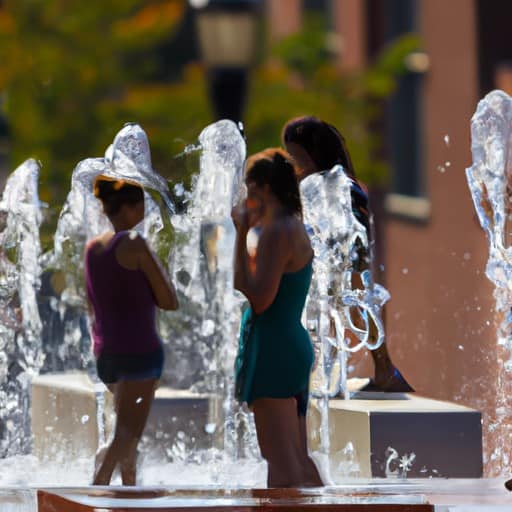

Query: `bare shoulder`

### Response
(118, 231, 147, 254)
(86, 232, 113, 254)
(276, 215, 306, 239)
(259, 217, 289, 244)
(257, 217, 295, 260)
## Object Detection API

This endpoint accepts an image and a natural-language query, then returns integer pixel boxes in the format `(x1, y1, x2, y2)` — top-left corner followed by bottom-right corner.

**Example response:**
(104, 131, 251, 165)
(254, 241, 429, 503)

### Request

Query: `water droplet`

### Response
(81, 414, 89, 424)
(445, 161, 451, 167)
(136, 397, 143, 404)
(444, 134, 450, 146)
(205, 423, 216, 434)
(201, 319, 215, 337)
(402, 268, 409, 275)
(437, 165, 446, 173)
(174, 183, 185, 196)
(458, 345, 464, 351)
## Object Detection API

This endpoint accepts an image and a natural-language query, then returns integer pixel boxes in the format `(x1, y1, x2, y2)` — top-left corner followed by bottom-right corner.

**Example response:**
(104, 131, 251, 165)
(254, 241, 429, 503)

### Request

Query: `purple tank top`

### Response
(85, 231, 161, 357)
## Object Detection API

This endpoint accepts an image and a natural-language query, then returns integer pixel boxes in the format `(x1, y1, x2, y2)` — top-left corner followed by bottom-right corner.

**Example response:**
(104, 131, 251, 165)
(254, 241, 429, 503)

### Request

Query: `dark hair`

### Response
(245, 148, 302, 217)
(93, 176, 144, 217)
(281, 116, 356, 178)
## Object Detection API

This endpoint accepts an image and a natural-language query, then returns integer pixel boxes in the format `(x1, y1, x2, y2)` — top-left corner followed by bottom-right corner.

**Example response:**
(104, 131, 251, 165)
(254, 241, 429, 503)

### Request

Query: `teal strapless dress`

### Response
(235, 260, 315, 405)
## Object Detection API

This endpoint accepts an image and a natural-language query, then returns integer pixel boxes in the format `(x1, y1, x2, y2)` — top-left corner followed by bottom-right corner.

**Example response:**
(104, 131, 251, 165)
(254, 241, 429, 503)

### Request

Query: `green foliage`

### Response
(0, 0, 190, 213)
(0, 3, 419, 242)
(244, 19, 420, 185)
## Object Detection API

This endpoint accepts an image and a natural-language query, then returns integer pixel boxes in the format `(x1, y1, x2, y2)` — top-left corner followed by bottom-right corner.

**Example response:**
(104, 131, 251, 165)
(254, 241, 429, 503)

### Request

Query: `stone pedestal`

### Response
(31, 372, 218, 461)
(308, 394, 482, 479)
(31, 372, 111, 460)
(141, 388, 219, 460)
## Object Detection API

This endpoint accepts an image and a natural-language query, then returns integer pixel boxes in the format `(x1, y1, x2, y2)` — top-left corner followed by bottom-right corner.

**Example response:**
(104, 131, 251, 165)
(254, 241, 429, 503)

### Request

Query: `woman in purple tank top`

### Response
(85, 175, 178, 486)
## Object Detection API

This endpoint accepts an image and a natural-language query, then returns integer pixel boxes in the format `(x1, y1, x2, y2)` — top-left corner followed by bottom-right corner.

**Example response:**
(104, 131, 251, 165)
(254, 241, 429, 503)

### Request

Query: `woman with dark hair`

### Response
(232, 148, 323, 487)
(85, 176, 178, 485)
(282, 116, 412, 393)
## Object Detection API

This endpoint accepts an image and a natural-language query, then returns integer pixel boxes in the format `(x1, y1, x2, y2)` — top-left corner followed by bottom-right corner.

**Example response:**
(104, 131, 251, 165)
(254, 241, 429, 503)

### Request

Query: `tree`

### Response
(0, 0, 187, 217)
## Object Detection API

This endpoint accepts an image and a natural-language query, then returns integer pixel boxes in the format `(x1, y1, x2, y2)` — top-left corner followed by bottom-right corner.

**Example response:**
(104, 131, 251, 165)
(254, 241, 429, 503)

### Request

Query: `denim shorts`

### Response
(96, 346, 164, 384)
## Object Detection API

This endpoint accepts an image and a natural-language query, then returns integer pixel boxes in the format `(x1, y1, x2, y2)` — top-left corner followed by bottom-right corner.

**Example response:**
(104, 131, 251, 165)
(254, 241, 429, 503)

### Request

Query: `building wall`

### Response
(332, 0, 366, 71)
(384, 0, 499, 474)
(265, 0, 302, 40)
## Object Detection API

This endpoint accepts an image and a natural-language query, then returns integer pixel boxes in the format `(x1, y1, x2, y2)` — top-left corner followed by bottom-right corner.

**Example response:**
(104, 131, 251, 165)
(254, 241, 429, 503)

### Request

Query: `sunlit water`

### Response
(300, 166, 389, 479)
(0, 121, 265, 485)
(0, 159, 43, 457)
(466, 89, 512, 476)
(3, 99, 497, 489)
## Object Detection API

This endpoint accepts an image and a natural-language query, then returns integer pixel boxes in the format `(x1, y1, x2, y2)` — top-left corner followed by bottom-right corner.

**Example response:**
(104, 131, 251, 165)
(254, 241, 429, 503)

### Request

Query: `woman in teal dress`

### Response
(232, 148, 323, 488)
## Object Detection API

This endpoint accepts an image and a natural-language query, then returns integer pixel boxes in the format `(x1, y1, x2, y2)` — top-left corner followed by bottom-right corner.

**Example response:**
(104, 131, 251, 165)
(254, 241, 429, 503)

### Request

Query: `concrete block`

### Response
(141, 387, 219, 459)
(308, 394, 482, 479)
(31, 372, 112, 460)
(31, 372, 218, 461)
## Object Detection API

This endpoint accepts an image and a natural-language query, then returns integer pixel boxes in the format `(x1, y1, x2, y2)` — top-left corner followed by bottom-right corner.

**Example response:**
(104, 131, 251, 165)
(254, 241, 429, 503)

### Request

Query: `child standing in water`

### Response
(232, 149, 323, 487)
(85, 176, 178, 485)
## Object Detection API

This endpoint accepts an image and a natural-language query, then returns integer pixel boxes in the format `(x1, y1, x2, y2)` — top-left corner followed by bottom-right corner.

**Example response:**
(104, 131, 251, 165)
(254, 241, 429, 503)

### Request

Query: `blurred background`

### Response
(0, 0, 511, 475)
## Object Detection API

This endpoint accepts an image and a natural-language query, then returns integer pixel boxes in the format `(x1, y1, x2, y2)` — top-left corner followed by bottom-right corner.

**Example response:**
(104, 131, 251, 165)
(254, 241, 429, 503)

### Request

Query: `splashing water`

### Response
(301, 167, 389, 377)
(0, 159, 44, 456)
(466, 89, 512, 475)
(385, 447, 416, 478)
(44, 124, 175, 372)
(300, 165, 390, 477)
(0, 121, 380, 486)
(0, 122, 261, 484)
(466, 90, 512, 355)
(170, 119, 257, 464)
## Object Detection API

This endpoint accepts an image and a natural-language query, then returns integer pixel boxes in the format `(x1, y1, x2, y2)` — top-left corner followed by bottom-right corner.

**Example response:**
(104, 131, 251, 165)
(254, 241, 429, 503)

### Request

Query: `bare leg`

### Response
(368, 323, 413, 392)
(253, 398, 303, 487)
(351, 272, 413, 392)
(298, 415, 323, 486)
(253, 398, 322, 488)
(93, 379, 156, 486)
(94, 383, 116, 476)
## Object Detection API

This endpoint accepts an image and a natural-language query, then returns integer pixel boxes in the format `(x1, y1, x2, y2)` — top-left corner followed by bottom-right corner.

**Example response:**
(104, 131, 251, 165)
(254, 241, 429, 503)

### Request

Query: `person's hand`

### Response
(231, 204, 249, 233)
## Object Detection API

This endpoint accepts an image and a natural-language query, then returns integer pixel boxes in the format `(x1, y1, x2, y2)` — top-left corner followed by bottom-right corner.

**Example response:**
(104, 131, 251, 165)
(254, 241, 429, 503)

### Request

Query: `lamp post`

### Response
(191, 0, 259, 122)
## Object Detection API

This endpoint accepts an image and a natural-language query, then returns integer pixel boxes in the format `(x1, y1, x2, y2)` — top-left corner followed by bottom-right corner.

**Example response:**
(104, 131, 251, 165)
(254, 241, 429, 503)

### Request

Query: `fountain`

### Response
(465, 89, 512, 476)
(300, 165, 389, 480)
(0, 158, 43, 458)
(0, 112, 509, 510)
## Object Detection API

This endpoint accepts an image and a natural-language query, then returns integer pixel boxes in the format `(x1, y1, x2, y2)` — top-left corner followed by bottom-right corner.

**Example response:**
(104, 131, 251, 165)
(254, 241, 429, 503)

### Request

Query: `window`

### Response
(384, 0, 424, 200)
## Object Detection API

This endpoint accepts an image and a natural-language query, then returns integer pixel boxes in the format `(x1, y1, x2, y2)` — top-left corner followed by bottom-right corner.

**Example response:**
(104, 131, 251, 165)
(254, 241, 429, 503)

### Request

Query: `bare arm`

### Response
(136, 238, 179, 311)
(233, 211, 289, 314)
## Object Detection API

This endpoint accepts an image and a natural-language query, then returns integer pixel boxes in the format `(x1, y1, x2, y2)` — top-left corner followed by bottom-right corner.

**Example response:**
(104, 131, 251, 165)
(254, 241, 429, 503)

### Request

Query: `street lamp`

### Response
(190, 0, 259, 122)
